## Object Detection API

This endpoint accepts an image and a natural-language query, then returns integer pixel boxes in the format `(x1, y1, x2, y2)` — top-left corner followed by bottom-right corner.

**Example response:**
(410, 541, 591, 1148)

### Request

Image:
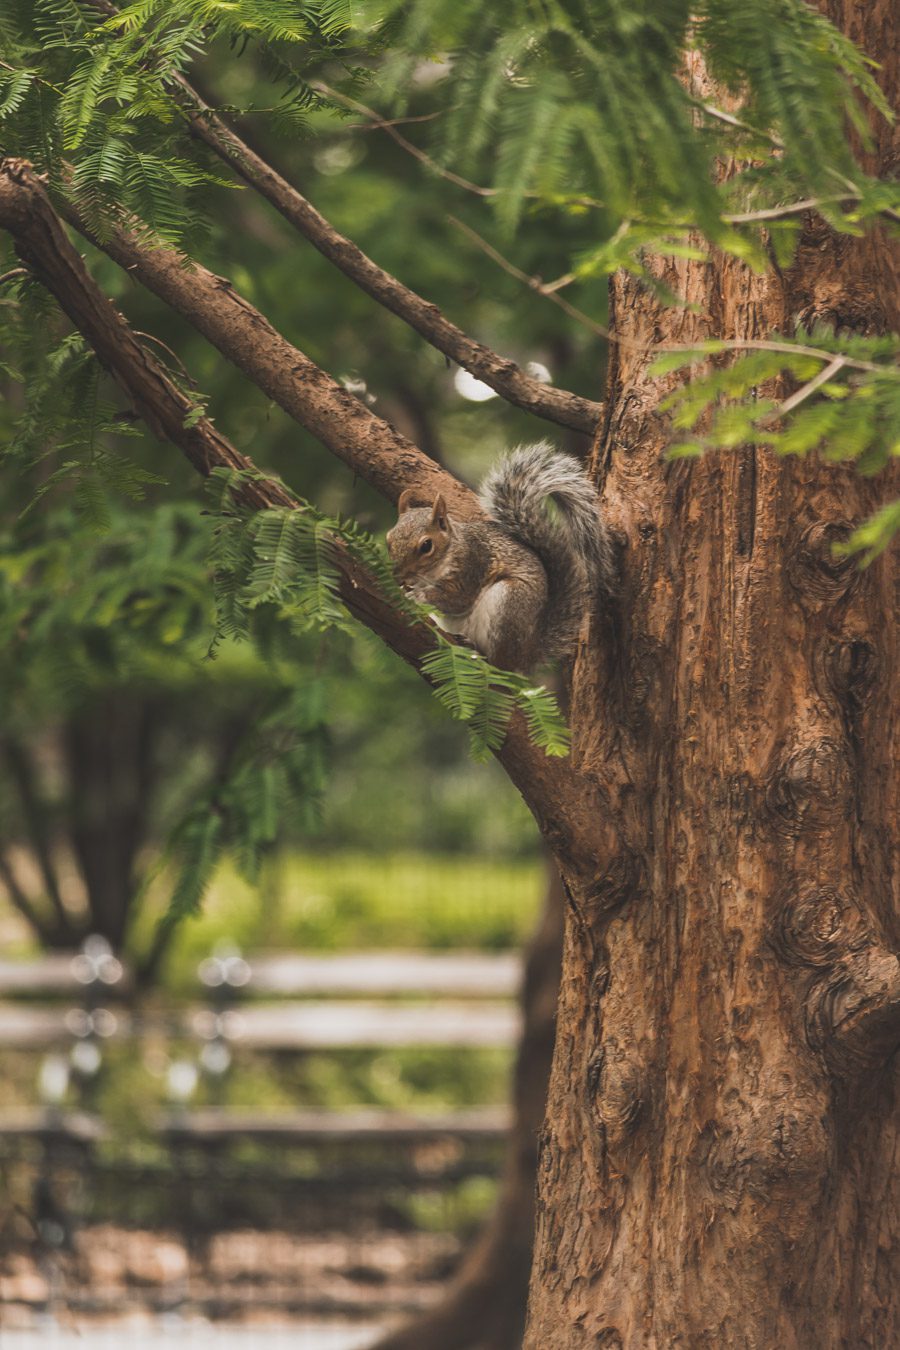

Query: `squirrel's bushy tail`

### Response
(480, 442, 614, 660)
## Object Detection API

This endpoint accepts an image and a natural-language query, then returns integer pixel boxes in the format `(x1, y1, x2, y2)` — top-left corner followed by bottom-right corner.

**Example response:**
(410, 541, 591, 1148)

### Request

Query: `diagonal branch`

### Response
(0, 848, 54, 945)
(0, 157, 611, 882)
(169, 76, 603, 435)
(55, 190, 473, 515)
(79, 0, 600, 435)
(1, 737, 73, 940)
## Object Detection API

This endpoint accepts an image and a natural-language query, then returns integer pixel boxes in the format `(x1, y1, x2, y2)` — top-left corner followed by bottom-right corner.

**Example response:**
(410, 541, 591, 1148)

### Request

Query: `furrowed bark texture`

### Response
(525, 8, 900, 1348)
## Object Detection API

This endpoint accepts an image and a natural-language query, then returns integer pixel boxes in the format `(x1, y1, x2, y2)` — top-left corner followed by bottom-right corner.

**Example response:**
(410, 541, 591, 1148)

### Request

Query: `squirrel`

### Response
(386, 442, 614, 673)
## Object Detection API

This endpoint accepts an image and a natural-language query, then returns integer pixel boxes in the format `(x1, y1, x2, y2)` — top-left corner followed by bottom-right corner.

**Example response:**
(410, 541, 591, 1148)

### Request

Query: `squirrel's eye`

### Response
(419, 539, 433, 555)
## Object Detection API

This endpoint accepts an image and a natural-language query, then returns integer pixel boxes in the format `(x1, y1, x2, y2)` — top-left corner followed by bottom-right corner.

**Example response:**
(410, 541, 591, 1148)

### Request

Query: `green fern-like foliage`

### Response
(364, 0, 896, 272)
(0, 470, 331, 938)
(421, 646, 571, 762)
(837, 500, 900, 566)
(0, 268, 169, 507)
(0, 0, 355, 243)
(162, 680, 328, 930)
(2, 0, 894, 259)
(649, 330, 900, 553)
(205, 469, 572, 760)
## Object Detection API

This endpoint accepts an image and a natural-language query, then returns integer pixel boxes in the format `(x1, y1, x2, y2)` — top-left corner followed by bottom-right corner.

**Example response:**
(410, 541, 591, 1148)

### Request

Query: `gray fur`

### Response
(387, 443, 612, 670)
(479, 443, 613, 660)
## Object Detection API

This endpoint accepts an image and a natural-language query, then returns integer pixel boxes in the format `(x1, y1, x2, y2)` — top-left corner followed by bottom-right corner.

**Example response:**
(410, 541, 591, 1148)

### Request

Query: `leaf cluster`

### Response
(162, 680, 329, 931)
(650, 330, 900, 556)
(363, 0, 897, 274)
(0, 0, 356, 242)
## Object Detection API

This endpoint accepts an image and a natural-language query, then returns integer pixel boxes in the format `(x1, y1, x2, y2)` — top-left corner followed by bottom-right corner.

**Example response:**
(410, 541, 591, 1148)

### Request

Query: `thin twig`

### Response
(343, 111, 443, 133)
(318, 78, 898, 230)
(134, 330, 197, 387)
(540, 271, 577, 294)
(449, 215, 895, 376)
(448, 216, 610, 340)
(764, 356, 847, 422)
(696, 101, 784, 149)
(0, 58, 64, 98)
(312, 81, 497, 199)
(659, 338, 889, 376)
(724, 195, 900, 226)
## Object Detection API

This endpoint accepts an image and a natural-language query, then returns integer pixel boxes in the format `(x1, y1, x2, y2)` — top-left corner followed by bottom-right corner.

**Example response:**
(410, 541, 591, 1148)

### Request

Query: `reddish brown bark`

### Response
(2, 0, 898, 1334)
(525, 6, 900, 1346)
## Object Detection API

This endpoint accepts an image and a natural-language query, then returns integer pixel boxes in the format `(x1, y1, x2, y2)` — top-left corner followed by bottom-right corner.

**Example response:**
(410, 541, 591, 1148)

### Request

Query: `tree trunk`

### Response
(525, 9, 899, 1347)
(63, 692, 158, 950)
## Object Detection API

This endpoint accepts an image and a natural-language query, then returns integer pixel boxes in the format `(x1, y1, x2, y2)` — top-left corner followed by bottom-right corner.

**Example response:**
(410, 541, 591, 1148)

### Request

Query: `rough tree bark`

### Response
(525, 6, 900, 1347)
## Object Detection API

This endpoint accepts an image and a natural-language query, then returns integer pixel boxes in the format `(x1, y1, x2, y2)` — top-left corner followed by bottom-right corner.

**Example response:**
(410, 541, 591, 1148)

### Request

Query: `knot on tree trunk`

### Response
(786, 520, 864, 607)
(788, 225, 893, 337)
(771, 885, 872, 968)
(696, 1093, 831, 1216)
(806, 946, 900, 1078)
(582, 850, 644, 920)
(587, 1042, 645, 1152)
(815, 636, 881, 720)
(620, 633, 664, 731)
(771, 887, 900, 1079)
(764, 737, 853, 834)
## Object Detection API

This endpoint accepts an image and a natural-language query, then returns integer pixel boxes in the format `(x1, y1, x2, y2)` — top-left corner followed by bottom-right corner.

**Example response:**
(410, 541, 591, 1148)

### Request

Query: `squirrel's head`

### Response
(386, 490, 454, 585)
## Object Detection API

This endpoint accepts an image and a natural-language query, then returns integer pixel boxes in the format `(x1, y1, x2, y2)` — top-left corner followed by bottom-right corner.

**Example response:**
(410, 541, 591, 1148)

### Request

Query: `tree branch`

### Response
(172, 76, 602, 434)
(449, 216, 610, 340)
(55, 189, 471, 515)
(0, 158, 610, 882)
(0, 848, 53, 945)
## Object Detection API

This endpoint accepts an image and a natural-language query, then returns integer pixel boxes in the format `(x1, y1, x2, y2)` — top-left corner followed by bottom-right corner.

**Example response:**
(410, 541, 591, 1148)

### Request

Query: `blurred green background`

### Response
(0, 34, 605, 976)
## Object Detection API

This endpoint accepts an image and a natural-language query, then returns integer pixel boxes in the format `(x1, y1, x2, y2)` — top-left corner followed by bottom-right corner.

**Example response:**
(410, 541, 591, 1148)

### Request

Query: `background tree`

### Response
(0, 1, 898, 1346)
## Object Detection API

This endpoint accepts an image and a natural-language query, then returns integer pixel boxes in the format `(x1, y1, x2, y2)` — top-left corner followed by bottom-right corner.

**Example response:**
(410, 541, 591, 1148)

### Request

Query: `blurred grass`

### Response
(146, 850, 543, 993)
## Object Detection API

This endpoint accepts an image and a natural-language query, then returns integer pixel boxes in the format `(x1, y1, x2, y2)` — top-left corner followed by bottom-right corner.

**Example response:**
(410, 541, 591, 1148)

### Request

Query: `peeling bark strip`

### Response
(524, 4, 900, 1344)
(0, 158, 613, 884)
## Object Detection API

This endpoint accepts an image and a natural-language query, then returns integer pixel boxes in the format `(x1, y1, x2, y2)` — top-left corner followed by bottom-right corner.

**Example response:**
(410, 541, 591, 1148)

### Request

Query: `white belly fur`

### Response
(435, 581, 507, 652)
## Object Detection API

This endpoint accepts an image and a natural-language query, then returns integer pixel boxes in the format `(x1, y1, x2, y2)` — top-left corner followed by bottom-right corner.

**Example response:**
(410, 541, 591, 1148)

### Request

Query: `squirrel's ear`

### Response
(430, 494, 448, 531)
(397, 488, 421, 515)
